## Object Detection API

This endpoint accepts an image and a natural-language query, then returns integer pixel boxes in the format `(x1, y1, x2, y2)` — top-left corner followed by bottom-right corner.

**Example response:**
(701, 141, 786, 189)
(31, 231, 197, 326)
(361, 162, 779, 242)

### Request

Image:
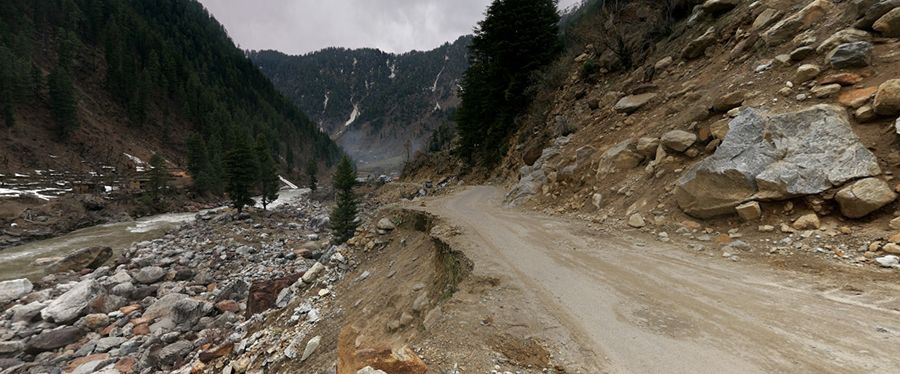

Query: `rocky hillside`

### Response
(0, 0, 340, 177)
(497, 0, 900, 269)
(249, 36, 471, 173)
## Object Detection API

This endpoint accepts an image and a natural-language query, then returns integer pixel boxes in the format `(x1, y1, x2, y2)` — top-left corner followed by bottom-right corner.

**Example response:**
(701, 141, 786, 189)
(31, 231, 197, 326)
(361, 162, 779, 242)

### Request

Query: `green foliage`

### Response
(330, 156, 358, 244)
(143, 154, 170, 212)
(428, 123, 455, 153)
(456, 0, 562, 166)
(0, 0, 341, 172)
(306, 159, 318, 192)
(224, 138, 258, 213)
(255, 136, 279, 210)
(48, 66, 78, 139)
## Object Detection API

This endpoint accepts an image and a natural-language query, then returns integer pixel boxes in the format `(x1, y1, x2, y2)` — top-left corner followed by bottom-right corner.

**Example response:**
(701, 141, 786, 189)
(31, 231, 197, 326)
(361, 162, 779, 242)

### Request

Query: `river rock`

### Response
(835, 178, 897, 218)
(661, 130, 697, 152)
(0, 278, 33, 304)
(25, 326, 85, 354)
(874, 7, 900, 36)
(874, 79, 900, 116)
(676, 105, 881, 218)
(132, 266, 166, 284)
(614, 93, 656, 113)
(826, 42, 873, 69)
(41, 279, 104, 323)
(9, 301, 46, 323)
(47, 246, 113, 274)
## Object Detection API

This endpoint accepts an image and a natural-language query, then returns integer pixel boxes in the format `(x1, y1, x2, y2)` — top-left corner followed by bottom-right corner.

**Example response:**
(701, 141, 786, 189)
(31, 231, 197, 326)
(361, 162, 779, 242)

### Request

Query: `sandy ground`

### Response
(419, 185, 900, 373)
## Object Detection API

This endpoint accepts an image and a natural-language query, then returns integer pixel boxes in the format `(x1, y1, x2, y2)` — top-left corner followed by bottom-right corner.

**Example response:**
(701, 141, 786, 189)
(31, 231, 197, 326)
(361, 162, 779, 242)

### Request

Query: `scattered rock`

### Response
(683, 27, 717, 60)
(875, 255, 899, 268)
(614, 93, 657, 113)
(837, 87, 877, 109)
(789, 46, 816, 61)
(794, 64, 821, 83)
(874, 79, 900, 116)
(811, 84, 842, 98)
(793, 214, 821, 230)
(702, 0, 739, 15)
(712, 91, 745, 112)
(25, 326, 85, 354)
(873, 7, 900, 36)
(376, 218, 396, 231)
(855, 0, 900, 30)
(676, 105, 881, 218)
(817, 28, 871, 54)
(301, 336, 322, 361)
(735, 201, 762, 221)
(835, 178, 897, 218)
(628, 214, 646, 228)
(132, 266, 166, 284)
(635, 137, 660, 157)
(661, 130, 697, 152)
(764, 0, 832, 46)
(47, 247, 113, 274)
(826, 42, 873, 69)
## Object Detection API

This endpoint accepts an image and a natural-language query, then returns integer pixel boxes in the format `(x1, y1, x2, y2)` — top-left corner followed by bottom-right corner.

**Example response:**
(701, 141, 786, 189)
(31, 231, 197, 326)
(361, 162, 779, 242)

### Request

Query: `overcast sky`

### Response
(198, 0, 581, 55)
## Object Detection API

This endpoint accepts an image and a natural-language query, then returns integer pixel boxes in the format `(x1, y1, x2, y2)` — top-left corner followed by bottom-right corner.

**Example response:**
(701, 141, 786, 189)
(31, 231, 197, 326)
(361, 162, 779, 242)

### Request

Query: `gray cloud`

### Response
(198, 0, 581, 54)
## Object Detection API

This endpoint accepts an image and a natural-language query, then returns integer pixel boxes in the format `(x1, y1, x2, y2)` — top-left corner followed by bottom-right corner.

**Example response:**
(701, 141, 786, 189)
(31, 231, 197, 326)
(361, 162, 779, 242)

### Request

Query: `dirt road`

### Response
(424, 186, 900, 373)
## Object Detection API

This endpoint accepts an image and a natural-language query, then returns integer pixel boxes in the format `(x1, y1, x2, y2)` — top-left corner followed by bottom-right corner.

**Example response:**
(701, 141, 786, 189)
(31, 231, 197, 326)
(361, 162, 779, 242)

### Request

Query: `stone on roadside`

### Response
(811, 84, 842, 99)
(614, 93, 656, 113)
(628, 213, 646, 228)
(712, 91, 745, 112)
(302, 262, 326, 283)
(855, 105, 877, 122)
(875, 255, 899, 268)
(792, 214, 821, 230)
(826, 42, 873, 69)
(873, 7, 900, 36)
(764, 0, 832, 46)
(661, 130, 697, 153)
(735, 201, 762, 221)
(835, 178, 897, 218)
(874, 79, 900, 116)
(635, 137, 660, 157)
(794, 64, 821, 83)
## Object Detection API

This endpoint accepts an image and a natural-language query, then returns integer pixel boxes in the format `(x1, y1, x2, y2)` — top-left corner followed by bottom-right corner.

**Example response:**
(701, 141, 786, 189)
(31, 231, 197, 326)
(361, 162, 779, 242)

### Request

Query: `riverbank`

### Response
(0, 189, 341, 373)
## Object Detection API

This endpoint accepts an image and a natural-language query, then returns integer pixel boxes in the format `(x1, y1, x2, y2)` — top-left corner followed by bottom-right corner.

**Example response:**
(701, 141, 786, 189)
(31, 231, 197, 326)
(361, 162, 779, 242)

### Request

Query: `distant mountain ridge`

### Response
(249, 35, 471, 173)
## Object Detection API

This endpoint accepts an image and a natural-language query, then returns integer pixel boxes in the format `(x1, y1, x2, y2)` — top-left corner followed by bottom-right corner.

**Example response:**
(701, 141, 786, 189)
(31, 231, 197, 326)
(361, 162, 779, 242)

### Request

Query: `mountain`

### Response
(0, 0, 340, 184)
(248, 36, 471, 174)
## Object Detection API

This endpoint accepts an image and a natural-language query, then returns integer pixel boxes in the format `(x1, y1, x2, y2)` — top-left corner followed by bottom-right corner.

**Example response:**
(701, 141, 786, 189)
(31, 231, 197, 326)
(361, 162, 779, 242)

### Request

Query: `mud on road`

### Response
(417, 186, 900, 373)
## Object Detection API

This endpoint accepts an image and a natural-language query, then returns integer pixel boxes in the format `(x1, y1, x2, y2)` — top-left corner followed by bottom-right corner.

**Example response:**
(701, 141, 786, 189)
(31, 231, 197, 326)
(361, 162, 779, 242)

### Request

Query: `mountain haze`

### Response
(249, 36, 471, 173)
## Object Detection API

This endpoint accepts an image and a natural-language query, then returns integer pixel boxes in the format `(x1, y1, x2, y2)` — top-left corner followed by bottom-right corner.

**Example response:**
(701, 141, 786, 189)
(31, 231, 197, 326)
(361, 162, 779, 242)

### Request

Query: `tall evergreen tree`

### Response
(255, 136, 279, 210)
(144, 153, 169, 212)
(456, 0, 561, 166)
(48, 65, 77, 139)
(306, 159, 318, 192)
(224, 138, 257, 213)
(330, 156, 358, 244)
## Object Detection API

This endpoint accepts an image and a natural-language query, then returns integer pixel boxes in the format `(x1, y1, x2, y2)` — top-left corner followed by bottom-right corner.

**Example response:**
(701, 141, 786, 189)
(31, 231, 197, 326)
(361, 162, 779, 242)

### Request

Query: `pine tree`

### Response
(330, 156, 358, 244)
(48, 65, 77, 139)
(144, 153, 169, 212)
(456, 0, 561, 166)
(255, 136, 279, 210)
(186, 134, 213, 193)
(224, 138, 258, 213)
(306, 159, 318, 192)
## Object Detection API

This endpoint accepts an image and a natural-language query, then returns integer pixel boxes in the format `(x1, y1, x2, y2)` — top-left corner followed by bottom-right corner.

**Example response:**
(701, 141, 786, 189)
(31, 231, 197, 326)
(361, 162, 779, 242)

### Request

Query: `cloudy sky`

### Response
(198, 0, 581, 55)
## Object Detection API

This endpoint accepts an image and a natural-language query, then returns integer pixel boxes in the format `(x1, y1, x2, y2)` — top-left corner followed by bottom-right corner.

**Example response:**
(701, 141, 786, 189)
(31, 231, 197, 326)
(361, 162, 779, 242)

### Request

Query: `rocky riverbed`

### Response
(0, 194, 354, 374)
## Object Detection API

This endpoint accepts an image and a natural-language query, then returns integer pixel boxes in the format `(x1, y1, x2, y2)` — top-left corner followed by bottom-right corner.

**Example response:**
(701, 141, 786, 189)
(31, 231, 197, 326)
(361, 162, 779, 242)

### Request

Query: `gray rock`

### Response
(376, 218, 396, 231)
(876, 255, 900, 268)
(302, 262, 326, 283)
(47, 247, 112, 274)
(9, 302, 46, 323)
(0, 341, 23, 354)
(154, 340, 193, 368)
(764, 0, 832, 45)
(598, 140, 645, 174)
(41, 279, 104, 323)
(215, 279, 248, 302)
(661, 130, 697, 152)
(817, 28, 871, 54)
(835, 178, 897, 218)
(676, 105, 881, 218)
(25, 326, 85, 354)
(0, 279, 33, 304)
(300, 335, 321, 362)
(95, 336, 126, 352)
(683, 27, 716, 60)
(111, 282, 135, 297)
(143, 293, 189, 321)
(614, 93, 656, 113)
(827, 42, 873, 69)
(132, 266, 166, 284)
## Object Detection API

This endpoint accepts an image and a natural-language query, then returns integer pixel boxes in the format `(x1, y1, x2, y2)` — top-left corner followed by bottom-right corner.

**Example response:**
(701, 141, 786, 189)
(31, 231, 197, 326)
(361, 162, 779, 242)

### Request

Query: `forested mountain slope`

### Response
(0, 0, 340, 180)
(249, 36, 470, 173)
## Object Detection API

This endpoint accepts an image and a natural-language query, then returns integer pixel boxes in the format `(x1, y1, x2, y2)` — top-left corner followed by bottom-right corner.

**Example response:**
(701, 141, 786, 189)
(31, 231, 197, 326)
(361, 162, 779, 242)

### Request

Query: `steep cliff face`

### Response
(250, 36, 471, 173)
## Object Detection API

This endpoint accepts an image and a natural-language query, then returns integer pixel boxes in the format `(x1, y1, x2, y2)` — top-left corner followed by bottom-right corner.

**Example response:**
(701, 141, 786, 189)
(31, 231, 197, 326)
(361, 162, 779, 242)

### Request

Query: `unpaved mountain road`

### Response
(422, 186, 900, 373)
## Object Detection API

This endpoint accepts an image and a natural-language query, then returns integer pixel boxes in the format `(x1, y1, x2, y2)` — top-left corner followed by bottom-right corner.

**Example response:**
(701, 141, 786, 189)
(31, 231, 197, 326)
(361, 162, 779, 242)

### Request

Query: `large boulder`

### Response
(676, 105, 881, 218)
(47, 247, 113, 274)
(0, 279, 33, 304)
(874, 7, 900, 36)
(826, 42, 873, 69)
(25, 327, 85, 354)
(855, 0, 900, 30)
(763, 0, 833, 46)
(874, 79, 900, 116)
(835, 178, 897, 218)
(41, 279, 104, 323)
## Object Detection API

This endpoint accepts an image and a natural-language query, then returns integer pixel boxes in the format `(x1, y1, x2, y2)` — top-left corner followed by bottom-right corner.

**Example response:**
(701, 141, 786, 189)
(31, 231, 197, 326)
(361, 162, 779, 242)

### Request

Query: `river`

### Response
(0, 188, 310, 281)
